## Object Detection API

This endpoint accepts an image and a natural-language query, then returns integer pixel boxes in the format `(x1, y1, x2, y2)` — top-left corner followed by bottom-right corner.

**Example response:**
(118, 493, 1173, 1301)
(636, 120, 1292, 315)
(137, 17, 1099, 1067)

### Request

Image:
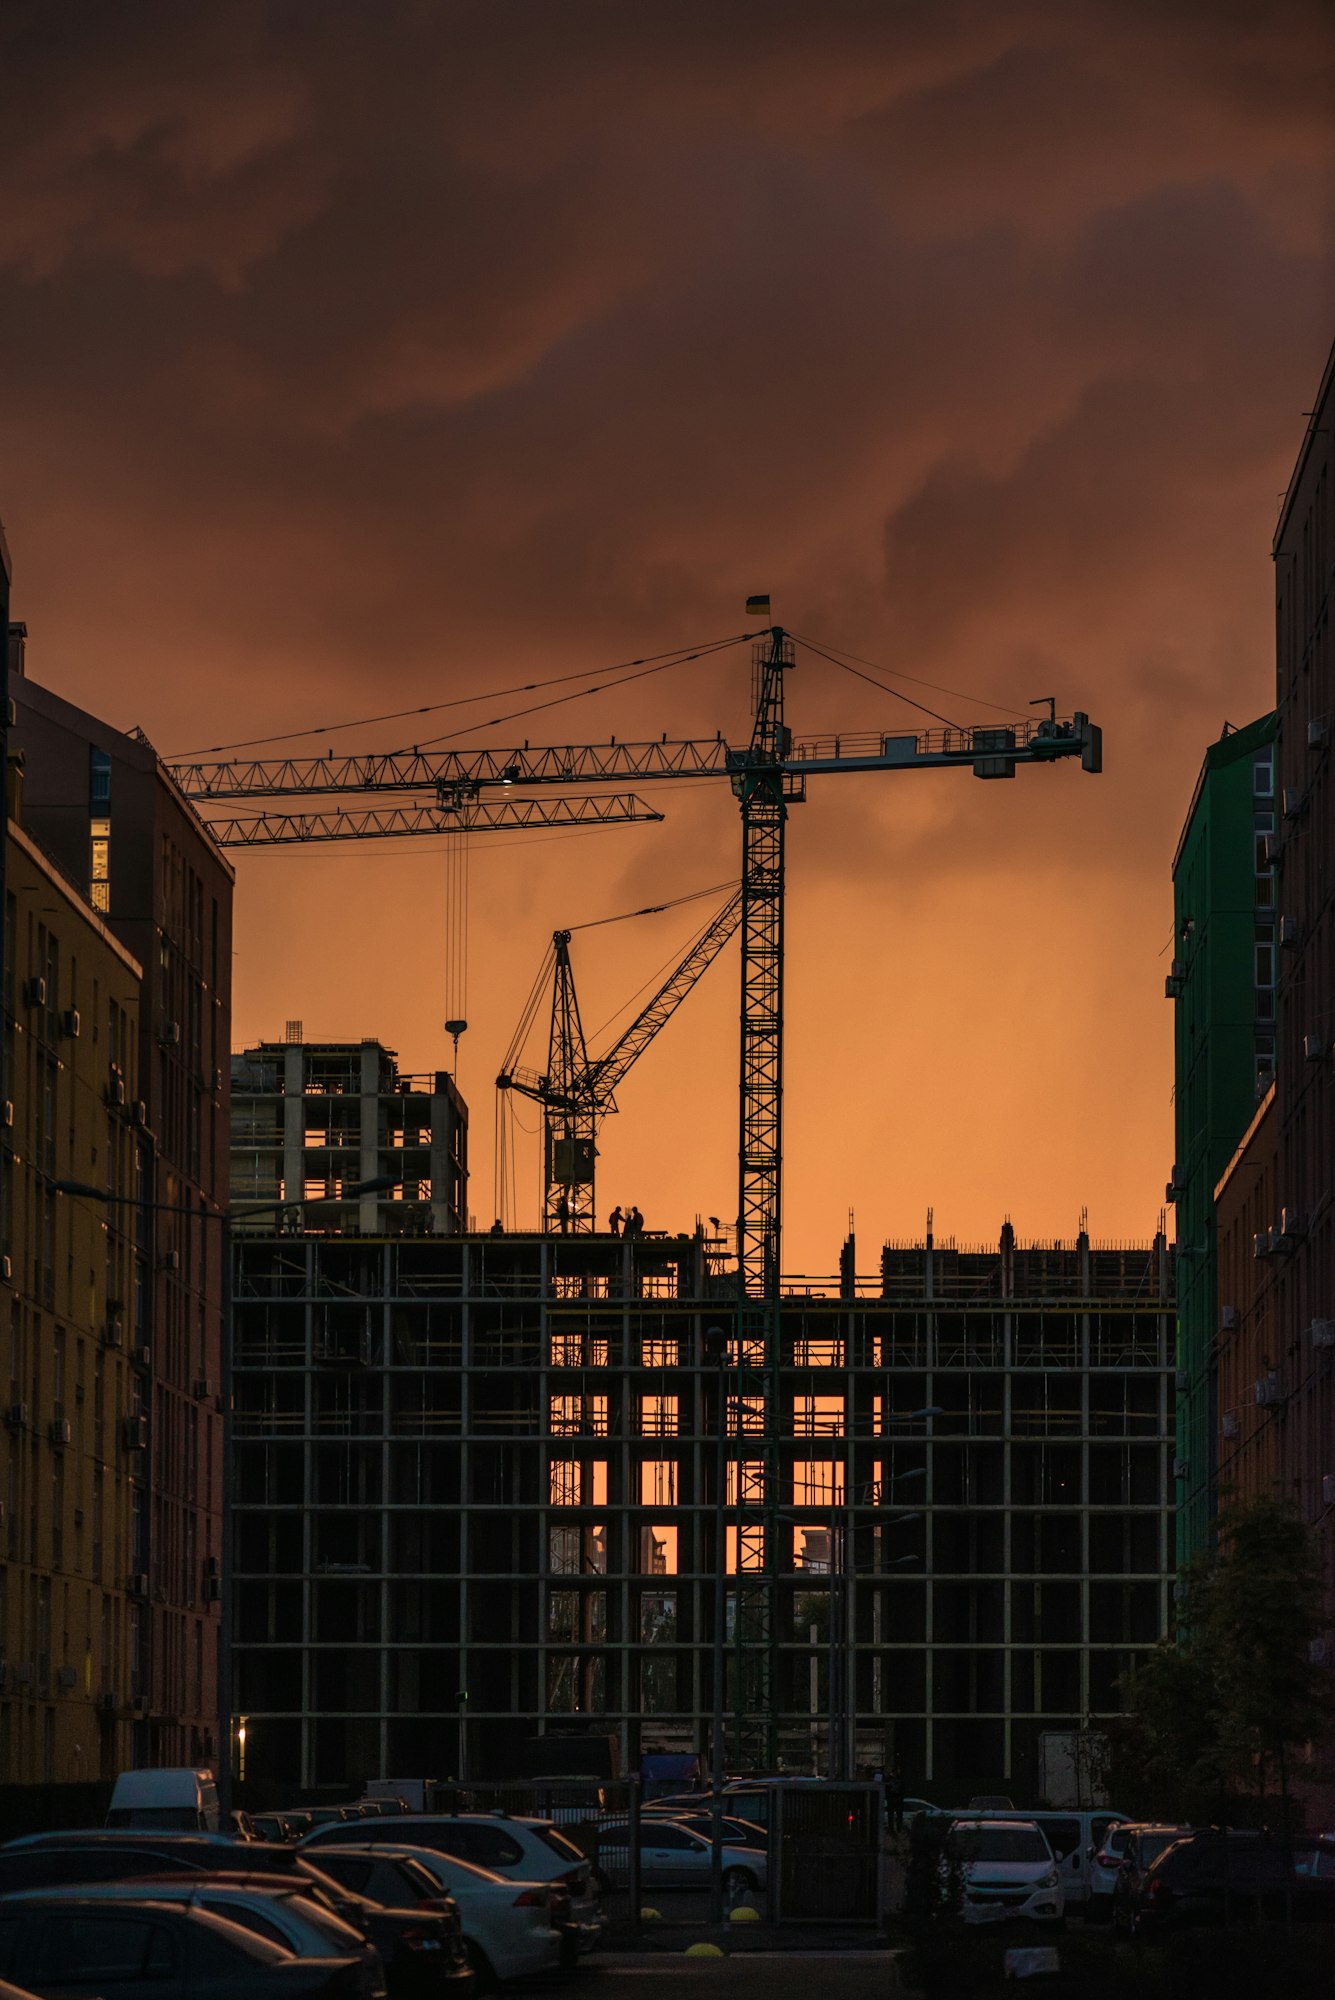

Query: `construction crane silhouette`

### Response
(174, 617, 1102, 1763)
(496, 885, 743, 1233)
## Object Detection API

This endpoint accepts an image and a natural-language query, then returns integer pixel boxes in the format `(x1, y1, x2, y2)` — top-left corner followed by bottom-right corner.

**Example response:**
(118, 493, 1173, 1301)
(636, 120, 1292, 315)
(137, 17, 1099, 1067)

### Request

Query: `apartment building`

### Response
(1167, 712, 1276, 1566)
(1, 801, 145, 1786)
(11, 640, 232, 1767)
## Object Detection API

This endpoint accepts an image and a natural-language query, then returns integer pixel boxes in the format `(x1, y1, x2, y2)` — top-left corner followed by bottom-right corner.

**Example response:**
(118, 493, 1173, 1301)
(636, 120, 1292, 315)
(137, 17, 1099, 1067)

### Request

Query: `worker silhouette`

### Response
(627, 1205, 644, 1237)
(608, 1206, 623, 1237)
(556, 1194, 572, 1233)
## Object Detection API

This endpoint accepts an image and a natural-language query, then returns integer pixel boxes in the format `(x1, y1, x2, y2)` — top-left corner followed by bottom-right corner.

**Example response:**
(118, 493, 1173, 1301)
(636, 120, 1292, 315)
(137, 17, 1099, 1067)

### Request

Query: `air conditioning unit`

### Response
(1166, 1168, 1186, 1201)
(1255, 1371, 1283, 1407)
(204, 1577, 222, 1604)
(1260, 831, 1283, 867)
(5, 1402, 27, 1431)
(101, 1315, 123, 1348)
(1308, 716, 1330, 749)
(57, 1665, 77, 1690)
(22, 976, 46, 1007)
(204, 1554, 220, 1580)
(1312, 1319, 1335, 1350)
(120, 1414, 148, 1454)
(1323, 1475, 1335, 1507)
(1254, 1229, 1275, 1259)
(1175, 1368, 1189, 1392)
(1279, 915, 1302, 948)
(1165, 965, 1185, 999)
(2, 1101, 12, 1128)
(160, 1020, 180, 1046)
(1220, 1304, 1240, 1330)
(1222, 1412, 1240, 1440)
(0, 1255, 9, 1285)
(1282, 786, 1305, 820)
(1173, 1456, 1190, 1479)
(128, 1573, 150, 1598)
(192, 1378, 216, 1402)
(132, 1345, 152, 1370)
(1304, 1033, 1328, 1062)
(60, 1008, 80, 1039)
(1280, 1207, 1306, 1242)
(131, 1100, 148, 1126)
(47, 1418, 71, 1448)
(106, 1075, 126, 1109)
(161, 1249, 180, 1272)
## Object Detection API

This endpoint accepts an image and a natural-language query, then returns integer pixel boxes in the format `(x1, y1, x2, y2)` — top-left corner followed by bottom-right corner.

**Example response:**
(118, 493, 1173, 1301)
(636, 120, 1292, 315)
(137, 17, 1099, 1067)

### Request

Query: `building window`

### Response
(89, 750, 112, 913)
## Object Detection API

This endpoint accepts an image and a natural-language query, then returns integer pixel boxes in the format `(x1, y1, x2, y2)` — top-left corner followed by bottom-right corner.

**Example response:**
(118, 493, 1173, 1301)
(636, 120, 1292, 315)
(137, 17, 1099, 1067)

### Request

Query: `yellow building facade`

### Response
(2, 813, 145, 1786)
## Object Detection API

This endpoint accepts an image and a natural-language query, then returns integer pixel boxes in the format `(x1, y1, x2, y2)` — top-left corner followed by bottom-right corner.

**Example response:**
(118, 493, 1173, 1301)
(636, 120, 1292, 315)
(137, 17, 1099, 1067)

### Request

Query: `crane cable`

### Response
(168, 629, 758, 760)
(790, 629, 1034, 722)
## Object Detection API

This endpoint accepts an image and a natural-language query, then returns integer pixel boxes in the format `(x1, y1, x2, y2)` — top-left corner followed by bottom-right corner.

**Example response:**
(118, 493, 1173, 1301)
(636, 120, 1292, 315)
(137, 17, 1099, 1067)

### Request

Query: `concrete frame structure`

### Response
(11, 658, 232, 1767)
(232, 1037, 467, 1238)
(1, 810, 144, 1785)
(1168, 712, 1276, 1567)
(230, 1221, 1173, 1807)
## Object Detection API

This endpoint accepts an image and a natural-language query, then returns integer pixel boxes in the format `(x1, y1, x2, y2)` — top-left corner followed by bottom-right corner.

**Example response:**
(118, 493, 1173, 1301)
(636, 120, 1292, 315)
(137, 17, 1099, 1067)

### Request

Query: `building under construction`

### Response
(229, 1208, 1174, 1805)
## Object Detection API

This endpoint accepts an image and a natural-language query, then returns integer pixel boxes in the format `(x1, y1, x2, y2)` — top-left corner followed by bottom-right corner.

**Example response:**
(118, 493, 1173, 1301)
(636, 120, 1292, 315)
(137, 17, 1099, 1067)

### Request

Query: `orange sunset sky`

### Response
(2, 1, 1332, 1271)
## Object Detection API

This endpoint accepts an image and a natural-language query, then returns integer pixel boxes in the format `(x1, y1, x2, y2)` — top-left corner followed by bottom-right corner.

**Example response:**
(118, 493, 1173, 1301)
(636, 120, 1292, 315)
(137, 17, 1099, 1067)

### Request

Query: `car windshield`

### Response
(951, 1829, 1050, 1864)
(1139, 1833, 1185, 1865)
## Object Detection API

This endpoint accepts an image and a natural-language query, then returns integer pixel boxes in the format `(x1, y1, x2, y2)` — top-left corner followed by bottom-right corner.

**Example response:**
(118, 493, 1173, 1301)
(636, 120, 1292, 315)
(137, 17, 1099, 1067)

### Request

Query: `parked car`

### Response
(295, 1847, 473, 1992)
(106, 1767, 220, 1833)
(1099, 1823, 1192, 1927)
(639, 1806, 769, 1850)
(0, 1881, 384, 1987)
(1130, 1830, 1335, 1935)
(595, 1817, 767, 1896)
(250, 1816, 306, 1846)
(966, 1795, 1016, 1812)
(944, 1819, 1064, 1928)
(296, 1841, 564, 1990)
(0, 1894, 387, 2000)
(969, 1808, 1131, 1910)
(0, 1834, 306, 1893)
(299, 1813, 603, 1966)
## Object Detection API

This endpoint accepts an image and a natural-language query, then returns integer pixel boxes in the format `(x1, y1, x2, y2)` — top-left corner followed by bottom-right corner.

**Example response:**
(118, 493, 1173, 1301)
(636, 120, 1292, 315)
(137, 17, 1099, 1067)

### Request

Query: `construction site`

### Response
(172, 619, 1172, 1804)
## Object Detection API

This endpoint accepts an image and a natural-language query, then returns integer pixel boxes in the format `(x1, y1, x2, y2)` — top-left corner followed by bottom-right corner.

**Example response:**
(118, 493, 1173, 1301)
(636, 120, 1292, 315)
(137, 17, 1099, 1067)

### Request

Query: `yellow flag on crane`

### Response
(745, 594, 771, 621)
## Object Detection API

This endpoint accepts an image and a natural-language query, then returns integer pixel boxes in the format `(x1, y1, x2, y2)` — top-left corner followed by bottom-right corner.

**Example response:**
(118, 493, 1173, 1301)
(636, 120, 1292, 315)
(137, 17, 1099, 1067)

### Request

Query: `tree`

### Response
(1110, 1497, 1332, 1828)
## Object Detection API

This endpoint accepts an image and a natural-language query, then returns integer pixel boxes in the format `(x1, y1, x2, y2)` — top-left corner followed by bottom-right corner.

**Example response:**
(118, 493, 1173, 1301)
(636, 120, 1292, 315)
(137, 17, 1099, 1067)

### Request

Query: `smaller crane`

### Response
(497, 886, 743, 1231)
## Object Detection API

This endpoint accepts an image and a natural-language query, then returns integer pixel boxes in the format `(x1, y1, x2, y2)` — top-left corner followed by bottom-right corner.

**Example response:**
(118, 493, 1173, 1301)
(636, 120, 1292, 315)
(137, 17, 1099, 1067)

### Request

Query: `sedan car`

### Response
(1131, 1830, 1335, 1935)
(299, 1813, 603, 1967)
(297, 1841, 564, 1991)
(595, 1817, 767, 1896)
(0, 1895, 386, 2000)
(1102, 1824, 1192, 1928)
(639, 1808, 769, 1851)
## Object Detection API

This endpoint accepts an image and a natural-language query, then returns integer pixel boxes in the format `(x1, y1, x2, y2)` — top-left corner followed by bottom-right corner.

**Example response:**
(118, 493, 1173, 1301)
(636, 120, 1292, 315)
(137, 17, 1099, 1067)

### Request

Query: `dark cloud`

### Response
(0, 0, 1331, 1261)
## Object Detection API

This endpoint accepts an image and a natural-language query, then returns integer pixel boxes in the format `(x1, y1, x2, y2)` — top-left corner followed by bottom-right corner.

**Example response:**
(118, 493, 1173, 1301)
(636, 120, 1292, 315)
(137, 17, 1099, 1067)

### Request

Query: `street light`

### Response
(51, 1172, 401, 1812)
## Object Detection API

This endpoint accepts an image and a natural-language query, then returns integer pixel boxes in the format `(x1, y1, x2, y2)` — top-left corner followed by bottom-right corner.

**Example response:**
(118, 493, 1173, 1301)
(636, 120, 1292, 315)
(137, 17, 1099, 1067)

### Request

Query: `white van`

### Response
(106, 1767, 220, 1832)
(973, 1808, 1129, 1908)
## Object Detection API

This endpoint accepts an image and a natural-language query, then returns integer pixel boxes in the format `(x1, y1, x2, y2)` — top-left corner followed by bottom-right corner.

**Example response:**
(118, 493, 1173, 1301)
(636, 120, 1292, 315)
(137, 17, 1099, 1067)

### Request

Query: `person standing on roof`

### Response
(608, 1205, 623, 1237)
(627, 1205, 644, 1237)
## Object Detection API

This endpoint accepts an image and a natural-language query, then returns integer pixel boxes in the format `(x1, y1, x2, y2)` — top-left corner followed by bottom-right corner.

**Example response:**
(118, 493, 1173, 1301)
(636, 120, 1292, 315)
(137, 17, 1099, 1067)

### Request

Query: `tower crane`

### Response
(175, 619, 1102, 1762)
(497, 885, 743, 1232)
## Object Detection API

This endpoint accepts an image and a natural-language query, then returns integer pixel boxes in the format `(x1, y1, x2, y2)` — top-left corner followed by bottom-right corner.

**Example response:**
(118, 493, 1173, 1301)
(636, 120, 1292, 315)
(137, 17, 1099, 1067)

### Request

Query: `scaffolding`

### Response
(229, 1224, 1174, 1802)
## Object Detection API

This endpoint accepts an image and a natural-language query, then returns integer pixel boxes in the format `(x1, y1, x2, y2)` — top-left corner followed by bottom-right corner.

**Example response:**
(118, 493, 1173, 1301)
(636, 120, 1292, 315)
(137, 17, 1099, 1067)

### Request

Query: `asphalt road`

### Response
(569, 1953, 901, 1998)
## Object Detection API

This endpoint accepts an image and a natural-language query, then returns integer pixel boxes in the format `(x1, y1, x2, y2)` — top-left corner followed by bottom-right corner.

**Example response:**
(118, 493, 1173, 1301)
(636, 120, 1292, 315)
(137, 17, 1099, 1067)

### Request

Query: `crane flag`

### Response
(745, 594, 771, 621)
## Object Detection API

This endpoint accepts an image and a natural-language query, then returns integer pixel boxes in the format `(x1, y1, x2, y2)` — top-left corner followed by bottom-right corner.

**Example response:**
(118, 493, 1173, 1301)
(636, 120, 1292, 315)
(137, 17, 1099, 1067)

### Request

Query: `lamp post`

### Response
(53, 1171, 400, 1814)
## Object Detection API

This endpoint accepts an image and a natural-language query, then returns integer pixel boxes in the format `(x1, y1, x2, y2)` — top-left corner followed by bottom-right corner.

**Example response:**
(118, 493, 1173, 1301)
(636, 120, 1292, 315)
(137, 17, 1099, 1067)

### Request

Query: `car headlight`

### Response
(1038, 1870, 1059, 1889)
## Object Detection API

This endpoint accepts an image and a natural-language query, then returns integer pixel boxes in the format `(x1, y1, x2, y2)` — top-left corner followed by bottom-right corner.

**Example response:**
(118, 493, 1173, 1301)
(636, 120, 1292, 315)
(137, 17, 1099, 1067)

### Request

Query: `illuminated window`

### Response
(89, 750, 112, 913)
(639, 1394, 679, 1437)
